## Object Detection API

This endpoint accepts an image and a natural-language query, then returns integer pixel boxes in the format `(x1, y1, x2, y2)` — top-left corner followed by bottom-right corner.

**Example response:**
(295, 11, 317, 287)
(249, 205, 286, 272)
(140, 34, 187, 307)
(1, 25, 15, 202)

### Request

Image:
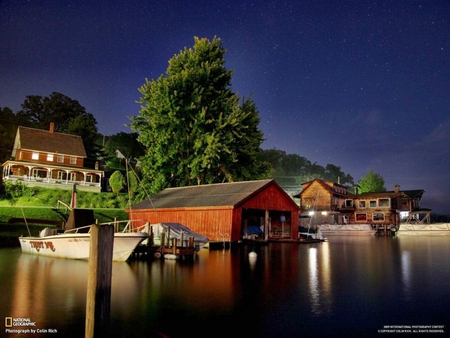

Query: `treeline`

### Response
(260, 149, 354, 194)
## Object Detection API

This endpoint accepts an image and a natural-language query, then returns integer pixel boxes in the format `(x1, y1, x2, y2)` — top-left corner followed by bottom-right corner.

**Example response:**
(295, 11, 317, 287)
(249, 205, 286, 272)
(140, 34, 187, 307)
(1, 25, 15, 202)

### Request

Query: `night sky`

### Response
(1, 1, 449, 214)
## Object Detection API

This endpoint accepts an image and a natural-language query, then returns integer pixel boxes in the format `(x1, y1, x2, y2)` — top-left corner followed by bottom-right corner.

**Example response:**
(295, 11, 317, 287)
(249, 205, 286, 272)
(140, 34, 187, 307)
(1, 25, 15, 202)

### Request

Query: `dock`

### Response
(132, 235, 197, 260)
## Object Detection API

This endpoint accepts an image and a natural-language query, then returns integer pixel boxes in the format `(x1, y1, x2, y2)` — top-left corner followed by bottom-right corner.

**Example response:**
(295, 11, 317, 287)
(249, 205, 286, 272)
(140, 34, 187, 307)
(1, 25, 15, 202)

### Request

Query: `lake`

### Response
(1, 235, 449, 337)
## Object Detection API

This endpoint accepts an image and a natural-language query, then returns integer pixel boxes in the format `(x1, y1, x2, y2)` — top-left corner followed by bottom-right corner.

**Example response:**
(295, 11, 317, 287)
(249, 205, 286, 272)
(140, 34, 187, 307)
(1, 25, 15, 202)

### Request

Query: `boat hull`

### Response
(319, 224, 377, 235)
(396, 223, 450, 236)
(19, 232, 148, 262)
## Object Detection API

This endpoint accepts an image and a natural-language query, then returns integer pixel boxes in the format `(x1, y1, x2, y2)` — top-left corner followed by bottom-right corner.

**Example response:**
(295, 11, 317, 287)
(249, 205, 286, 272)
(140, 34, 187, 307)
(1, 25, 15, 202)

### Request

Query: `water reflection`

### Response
(1, 236, 450, 337)
(308, 244, 332, 316)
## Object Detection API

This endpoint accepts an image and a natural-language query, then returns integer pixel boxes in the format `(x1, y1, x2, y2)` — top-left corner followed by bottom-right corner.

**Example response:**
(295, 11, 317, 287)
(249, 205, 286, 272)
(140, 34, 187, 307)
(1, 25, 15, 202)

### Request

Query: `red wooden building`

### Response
(128, 179, 300, 242)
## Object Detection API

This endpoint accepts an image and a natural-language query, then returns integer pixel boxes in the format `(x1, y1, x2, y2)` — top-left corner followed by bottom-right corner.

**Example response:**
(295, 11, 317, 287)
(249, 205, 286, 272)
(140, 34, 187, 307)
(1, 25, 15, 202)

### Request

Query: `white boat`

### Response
(396, 223, 450, 236)
(319, 223, 377, 235)
(19, 220, 149, 262)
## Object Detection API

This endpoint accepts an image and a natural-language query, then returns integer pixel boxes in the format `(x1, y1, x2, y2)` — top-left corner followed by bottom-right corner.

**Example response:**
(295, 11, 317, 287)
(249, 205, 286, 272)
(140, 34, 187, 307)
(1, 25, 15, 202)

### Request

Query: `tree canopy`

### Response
(357, 170, 386, 193)
(130, 36, 271, 194)
(261, 148, 355, 191)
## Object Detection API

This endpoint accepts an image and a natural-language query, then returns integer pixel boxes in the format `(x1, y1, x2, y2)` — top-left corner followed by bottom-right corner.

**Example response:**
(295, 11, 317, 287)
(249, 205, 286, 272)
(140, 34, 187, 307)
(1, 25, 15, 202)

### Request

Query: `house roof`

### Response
(14, 126, 87, 157)
(293, 178, 355, 198)
(388, 189, 425, 199)
(132, 179, 293, 209)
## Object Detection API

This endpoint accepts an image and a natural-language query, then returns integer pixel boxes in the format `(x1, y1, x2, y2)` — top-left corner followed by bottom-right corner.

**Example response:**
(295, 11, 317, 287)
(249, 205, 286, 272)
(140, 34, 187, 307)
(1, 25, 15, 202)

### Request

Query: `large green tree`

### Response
(16, 92, 88, 132)
(357, 170, 386, 193)
(130, 37, 270, 194)
(102, 132, 145, 169)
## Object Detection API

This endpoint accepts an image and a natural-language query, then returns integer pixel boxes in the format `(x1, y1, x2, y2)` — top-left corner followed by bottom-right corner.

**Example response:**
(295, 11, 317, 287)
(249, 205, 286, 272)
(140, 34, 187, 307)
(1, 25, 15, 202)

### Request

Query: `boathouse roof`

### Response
(132, 179, 297, 209)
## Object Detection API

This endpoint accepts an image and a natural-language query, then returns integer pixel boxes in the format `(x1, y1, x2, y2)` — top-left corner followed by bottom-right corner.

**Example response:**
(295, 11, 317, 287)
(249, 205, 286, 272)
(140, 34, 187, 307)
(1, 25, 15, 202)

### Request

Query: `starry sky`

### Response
(1, 1, 449, 214)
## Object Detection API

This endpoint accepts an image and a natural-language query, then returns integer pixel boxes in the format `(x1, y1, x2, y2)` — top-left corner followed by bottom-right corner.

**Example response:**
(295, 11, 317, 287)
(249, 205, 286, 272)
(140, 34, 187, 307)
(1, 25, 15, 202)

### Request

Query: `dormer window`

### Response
(32, 152, 39, 160)
(47, 154, 54, 162)
(70, 156, 76, 164)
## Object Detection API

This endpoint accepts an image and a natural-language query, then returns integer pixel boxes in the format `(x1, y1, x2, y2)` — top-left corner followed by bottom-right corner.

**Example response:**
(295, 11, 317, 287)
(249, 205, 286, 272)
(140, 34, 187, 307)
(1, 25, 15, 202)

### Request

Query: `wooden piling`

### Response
(85, 223, 114, 338)
(172, 237, 177, 254)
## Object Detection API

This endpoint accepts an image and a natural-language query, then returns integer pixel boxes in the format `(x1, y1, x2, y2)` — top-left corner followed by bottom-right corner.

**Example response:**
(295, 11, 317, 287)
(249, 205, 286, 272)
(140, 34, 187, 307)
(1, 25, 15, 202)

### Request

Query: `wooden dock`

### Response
(132, 236, 197, 260)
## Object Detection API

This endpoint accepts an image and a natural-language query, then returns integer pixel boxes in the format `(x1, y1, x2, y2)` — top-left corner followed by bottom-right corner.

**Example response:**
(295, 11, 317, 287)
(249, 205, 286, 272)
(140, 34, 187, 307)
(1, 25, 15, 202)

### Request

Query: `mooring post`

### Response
(172, 237, 177, 254)
(85, 223, 114, 338)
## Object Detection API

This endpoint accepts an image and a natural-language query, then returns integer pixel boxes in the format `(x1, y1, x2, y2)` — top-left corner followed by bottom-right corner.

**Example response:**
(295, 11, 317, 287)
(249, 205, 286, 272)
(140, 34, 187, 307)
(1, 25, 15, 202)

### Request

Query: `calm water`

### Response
(1, 235, 449, 337)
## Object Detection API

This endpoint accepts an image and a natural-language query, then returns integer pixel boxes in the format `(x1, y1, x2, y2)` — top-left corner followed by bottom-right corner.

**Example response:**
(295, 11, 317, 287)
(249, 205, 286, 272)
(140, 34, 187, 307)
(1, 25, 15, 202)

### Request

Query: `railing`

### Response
(4, 174, 101, 187)
(56, 200, 71, 213)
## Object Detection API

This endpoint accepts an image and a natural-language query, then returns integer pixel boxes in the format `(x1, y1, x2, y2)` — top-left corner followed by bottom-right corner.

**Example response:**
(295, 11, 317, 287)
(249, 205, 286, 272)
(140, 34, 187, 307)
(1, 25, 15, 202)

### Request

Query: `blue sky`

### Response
(1, 1, 449, 214)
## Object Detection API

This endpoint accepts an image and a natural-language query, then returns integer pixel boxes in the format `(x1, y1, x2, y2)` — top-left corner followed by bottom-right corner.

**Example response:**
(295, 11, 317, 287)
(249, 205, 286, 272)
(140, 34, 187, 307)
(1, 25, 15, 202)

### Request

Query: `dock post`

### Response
(85, 223, 114, 338)
(188, 236, 194, 249)
(172, 237, 177, 255)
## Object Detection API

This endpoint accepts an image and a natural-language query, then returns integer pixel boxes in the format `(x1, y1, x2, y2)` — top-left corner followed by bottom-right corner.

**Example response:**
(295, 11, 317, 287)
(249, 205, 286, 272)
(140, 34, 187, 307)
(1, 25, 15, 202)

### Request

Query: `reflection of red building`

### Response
(2, 123, 103, 192)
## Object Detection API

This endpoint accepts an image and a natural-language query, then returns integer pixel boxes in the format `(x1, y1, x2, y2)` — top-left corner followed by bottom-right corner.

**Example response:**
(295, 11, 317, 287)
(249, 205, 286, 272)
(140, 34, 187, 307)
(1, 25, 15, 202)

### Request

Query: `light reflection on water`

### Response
(1, 236, 450, 337)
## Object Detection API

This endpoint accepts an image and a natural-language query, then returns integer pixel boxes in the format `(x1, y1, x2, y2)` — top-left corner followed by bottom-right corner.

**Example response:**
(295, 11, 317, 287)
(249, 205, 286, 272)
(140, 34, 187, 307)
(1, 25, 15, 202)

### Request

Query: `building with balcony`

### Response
(2, 123, 103, 192)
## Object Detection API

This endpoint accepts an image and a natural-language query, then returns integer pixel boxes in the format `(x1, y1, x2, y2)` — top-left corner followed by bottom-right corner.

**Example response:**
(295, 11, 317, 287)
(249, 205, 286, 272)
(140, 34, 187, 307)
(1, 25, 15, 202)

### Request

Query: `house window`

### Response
(47, 154, 54, 162)
(358, 201, 366, 208)
(345, 199, 353, 207)
(355, 213, 367, 222)
(369, 200, 377, 208)
(32, 169, 47, 178)
(32, 152, 39, 160)
(378, 198, 390, 207)
(303, 198, 313, 209)
(70, 157, 77, 164)
(373, 213, 385, 221)
(57, 155, 64, 163)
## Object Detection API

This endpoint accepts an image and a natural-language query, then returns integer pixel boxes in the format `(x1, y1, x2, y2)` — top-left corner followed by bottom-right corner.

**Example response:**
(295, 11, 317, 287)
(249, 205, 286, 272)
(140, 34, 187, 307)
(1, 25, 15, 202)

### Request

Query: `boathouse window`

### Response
(358, 201, 366, 208)
(47, 153, 54, 162)
(32, 152, 39, 160)
(355, 213, 367, 222)
(369, 200, 377, 208)
(378, 198, 390, 207)
(373, 213, 385, 221)
(57, 155, 64, 163)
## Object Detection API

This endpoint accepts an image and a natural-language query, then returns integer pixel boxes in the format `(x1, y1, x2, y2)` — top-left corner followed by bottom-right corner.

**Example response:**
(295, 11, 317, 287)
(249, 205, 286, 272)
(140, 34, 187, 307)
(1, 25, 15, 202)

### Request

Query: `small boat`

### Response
(19, 219, 148, 262)
(19, 220, 148, 262)
(18, 206, 149, 262)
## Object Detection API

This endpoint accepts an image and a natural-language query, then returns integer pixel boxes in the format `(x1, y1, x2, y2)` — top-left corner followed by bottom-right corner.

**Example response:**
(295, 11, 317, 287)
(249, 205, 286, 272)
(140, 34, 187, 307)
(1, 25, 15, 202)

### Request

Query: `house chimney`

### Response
(49, 122, 54, 133)
(394, 185, 400, 193)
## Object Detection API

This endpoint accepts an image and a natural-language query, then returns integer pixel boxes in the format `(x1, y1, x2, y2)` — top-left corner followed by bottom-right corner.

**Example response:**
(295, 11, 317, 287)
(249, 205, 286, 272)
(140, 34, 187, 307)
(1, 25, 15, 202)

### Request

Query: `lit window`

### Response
(47, 154, 54, 161)
(303, 198, 313, 209)
(355, 213, 367, 222)
(378, 198, 390, 207)
(32, 152, 39, 160)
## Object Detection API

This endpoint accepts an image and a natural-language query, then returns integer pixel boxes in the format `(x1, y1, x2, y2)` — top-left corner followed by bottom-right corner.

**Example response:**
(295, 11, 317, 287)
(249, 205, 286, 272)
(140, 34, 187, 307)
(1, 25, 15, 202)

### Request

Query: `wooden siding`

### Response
(130, 207, 234, 242)
(300, 181, 333, 211)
